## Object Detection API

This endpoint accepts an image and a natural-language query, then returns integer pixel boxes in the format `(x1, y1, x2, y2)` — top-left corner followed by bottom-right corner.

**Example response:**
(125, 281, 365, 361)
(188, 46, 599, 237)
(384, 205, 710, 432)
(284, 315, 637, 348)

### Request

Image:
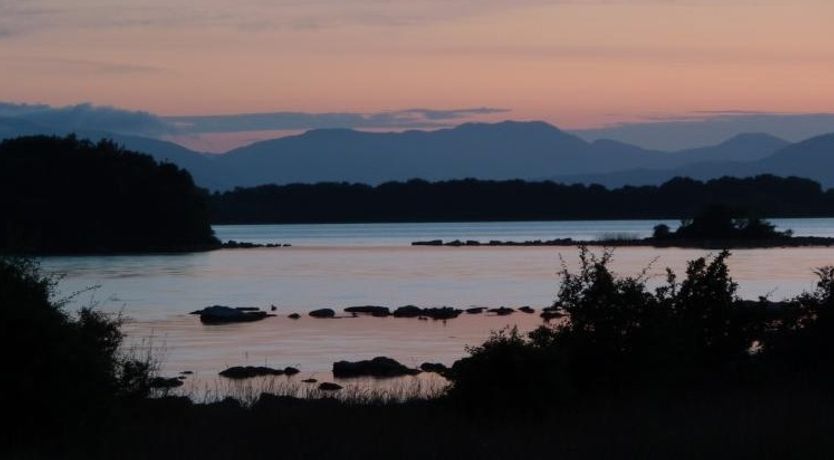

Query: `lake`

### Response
(41, 219, 834, 393)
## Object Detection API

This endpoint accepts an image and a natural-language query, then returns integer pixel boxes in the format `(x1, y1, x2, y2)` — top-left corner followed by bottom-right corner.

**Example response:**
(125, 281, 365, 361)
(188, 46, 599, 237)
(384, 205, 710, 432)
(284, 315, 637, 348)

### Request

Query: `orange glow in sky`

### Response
(1, 0, 833, 129)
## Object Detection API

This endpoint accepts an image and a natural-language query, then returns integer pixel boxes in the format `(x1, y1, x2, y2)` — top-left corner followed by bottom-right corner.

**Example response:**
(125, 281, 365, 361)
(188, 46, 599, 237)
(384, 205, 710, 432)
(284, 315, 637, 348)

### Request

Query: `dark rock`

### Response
(284, 367, 300, 376)
(219, 366, 285, 379)
(179, 370, 193, 375)
(488, 307, 515, 316)
(423, 307, 463, 320)
(288, 313, 301, 319)
(519, 306, 535, 314)
(412, 240, 443, 246)
(344, 305, 391, 317)
(192, 305, 273, 324)
(333, 356, 421, 378)
(420, 362, 448, 374)
(418, 316, 428, 321)
(302, 378, 318, 383)
(541, 311, 564, 321)
(223, 241, 286, 249)
(309, 308, 336, 318)
(318, 382, 343, 391)
(393, 305, 423, 318)
(149, 377, 184, 389)
(466, 307, 486, 314)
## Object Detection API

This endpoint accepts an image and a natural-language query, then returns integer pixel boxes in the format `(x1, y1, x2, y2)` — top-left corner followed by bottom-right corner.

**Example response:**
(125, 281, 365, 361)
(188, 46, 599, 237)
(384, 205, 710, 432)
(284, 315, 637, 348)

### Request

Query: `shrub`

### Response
(0, 256, 154, 446)
(447, 248, 764, 406)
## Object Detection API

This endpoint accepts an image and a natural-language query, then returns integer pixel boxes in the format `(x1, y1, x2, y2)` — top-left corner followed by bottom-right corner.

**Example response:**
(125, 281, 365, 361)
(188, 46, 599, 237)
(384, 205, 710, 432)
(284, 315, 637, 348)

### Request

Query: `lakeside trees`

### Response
(447, 248, 834, 409)
(652, 205, 792, 240)
(210, 175, 834, 224)
(0, 136, 219, 254)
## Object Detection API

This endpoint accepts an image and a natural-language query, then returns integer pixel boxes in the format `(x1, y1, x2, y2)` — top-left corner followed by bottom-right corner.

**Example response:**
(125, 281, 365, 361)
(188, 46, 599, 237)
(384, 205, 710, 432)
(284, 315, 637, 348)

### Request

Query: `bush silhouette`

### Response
(448, 248, 770, 406)
(0, 257, 154, 446)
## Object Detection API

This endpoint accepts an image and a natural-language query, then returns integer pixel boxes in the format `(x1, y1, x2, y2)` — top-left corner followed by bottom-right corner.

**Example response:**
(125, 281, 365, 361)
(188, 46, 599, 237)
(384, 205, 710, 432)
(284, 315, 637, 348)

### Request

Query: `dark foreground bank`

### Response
(28, 384, 834, 460)
(9, 248, 834, 459)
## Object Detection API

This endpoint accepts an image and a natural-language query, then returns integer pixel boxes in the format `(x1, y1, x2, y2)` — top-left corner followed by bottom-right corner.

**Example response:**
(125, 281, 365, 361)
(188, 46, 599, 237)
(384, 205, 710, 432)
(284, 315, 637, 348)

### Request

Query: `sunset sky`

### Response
(2, 0, 833, 150)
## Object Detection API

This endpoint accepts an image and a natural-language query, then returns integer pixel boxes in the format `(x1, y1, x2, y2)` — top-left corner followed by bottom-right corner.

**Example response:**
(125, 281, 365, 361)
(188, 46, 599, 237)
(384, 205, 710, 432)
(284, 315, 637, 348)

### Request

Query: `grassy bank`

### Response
(21, 381, 834, 459)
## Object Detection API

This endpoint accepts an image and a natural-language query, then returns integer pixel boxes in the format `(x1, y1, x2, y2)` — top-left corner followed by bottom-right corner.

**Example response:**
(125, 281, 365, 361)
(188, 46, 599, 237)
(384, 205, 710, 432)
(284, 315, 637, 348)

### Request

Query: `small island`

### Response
(413, 205, 834, 249)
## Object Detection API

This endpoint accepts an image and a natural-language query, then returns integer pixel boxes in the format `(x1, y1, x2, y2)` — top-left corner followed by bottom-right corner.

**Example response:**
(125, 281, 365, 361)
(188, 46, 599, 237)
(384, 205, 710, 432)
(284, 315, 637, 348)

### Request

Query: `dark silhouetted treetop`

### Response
(0, 135, 219, 254)
(655, 205, 792, 240)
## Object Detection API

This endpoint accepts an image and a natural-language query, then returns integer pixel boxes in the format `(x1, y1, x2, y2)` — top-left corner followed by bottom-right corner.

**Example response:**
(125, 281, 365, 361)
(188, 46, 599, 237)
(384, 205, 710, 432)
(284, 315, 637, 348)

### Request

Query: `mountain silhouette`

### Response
(215, 121, 673, 186)
(1, 119, 828, 189)
(556, 133, 832, 187)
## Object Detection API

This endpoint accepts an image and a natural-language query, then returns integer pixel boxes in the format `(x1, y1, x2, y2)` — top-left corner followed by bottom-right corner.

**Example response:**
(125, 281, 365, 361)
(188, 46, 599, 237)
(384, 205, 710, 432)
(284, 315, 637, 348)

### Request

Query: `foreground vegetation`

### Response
(210, 175, 834, 223)
(0, 135, 219, 254)
(8, 249, 834, 458)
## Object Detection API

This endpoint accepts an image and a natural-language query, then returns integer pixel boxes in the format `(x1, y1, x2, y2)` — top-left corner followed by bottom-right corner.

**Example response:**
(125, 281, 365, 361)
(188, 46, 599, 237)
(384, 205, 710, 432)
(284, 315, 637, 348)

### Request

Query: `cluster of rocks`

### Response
(303, 305, 464, 320)
(412, 239, 575, 247)
(219, 366, 300, 379)
(333, 357, 421, 378)
(192, 304, 563, 324)
(333, 356, 449, 378)
(190, 305, 274, 324)
(222, 240, 291, 249)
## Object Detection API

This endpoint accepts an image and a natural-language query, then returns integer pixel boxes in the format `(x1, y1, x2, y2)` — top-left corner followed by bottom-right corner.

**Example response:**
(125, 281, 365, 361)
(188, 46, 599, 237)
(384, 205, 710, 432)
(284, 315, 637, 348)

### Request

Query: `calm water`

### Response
(41, 219, 834, 391)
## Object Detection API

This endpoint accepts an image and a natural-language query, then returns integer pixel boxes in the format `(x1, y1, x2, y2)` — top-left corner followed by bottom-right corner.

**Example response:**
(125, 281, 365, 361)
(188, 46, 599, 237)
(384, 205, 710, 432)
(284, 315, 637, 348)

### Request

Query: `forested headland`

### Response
(0, 136, 219, 254)
(210, 175, 834, 224)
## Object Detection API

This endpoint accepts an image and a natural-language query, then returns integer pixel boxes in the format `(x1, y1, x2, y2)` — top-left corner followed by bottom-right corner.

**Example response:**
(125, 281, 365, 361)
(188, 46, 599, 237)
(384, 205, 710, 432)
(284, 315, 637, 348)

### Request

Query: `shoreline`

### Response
(412, 236, 834, 249)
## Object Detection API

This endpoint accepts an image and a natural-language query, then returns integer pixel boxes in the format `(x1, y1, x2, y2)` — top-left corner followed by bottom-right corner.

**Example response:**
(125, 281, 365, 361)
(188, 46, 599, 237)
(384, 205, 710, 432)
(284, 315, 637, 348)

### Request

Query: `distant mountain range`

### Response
(2, 118, 832, 189)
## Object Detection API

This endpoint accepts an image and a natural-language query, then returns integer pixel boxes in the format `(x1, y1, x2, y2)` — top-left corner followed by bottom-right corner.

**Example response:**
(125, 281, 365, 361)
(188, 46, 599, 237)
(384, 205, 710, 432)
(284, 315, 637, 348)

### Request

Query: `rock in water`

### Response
(422, 307, 462, 320)
(420, 362, 449, 374)
(219, 366, 285, 379)
(344, 306, 391, 317)
(333, 357, 421, 378)
(393, 305, 423, 317)
(191, 305, 272, 324)
(318, 382, 343, 391)
(309, 308, 336, 318)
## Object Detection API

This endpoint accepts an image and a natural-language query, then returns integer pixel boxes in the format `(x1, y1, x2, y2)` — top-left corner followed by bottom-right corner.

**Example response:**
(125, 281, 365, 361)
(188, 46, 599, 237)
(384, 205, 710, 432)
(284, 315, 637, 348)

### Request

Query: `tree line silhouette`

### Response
(210, 175, 834, 224)
(0, 136, 219, 254)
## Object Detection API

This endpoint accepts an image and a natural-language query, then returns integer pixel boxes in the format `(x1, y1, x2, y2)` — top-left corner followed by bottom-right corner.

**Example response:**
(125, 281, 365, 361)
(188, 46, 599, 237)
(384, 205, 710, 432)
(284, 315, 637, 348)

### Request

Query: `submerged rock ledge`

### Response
(412, 236, 834, 249)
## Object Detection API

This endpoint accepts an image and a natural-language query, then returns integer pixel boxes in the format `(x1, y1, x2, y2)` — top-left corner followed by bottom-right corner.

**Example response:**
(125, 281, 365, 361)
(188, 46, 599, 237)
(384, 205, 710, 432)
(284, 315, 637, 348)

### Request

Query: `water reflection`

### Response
(37, 220, 834, 395)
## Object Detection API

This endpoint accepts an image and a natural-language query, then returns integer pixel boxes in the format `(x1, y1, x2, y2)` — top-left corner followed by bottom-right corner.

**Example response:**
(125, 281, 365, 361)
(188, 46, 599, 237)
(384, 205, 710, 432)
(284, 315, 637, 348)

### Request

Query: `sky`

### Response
(1, 0, 833, 151)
